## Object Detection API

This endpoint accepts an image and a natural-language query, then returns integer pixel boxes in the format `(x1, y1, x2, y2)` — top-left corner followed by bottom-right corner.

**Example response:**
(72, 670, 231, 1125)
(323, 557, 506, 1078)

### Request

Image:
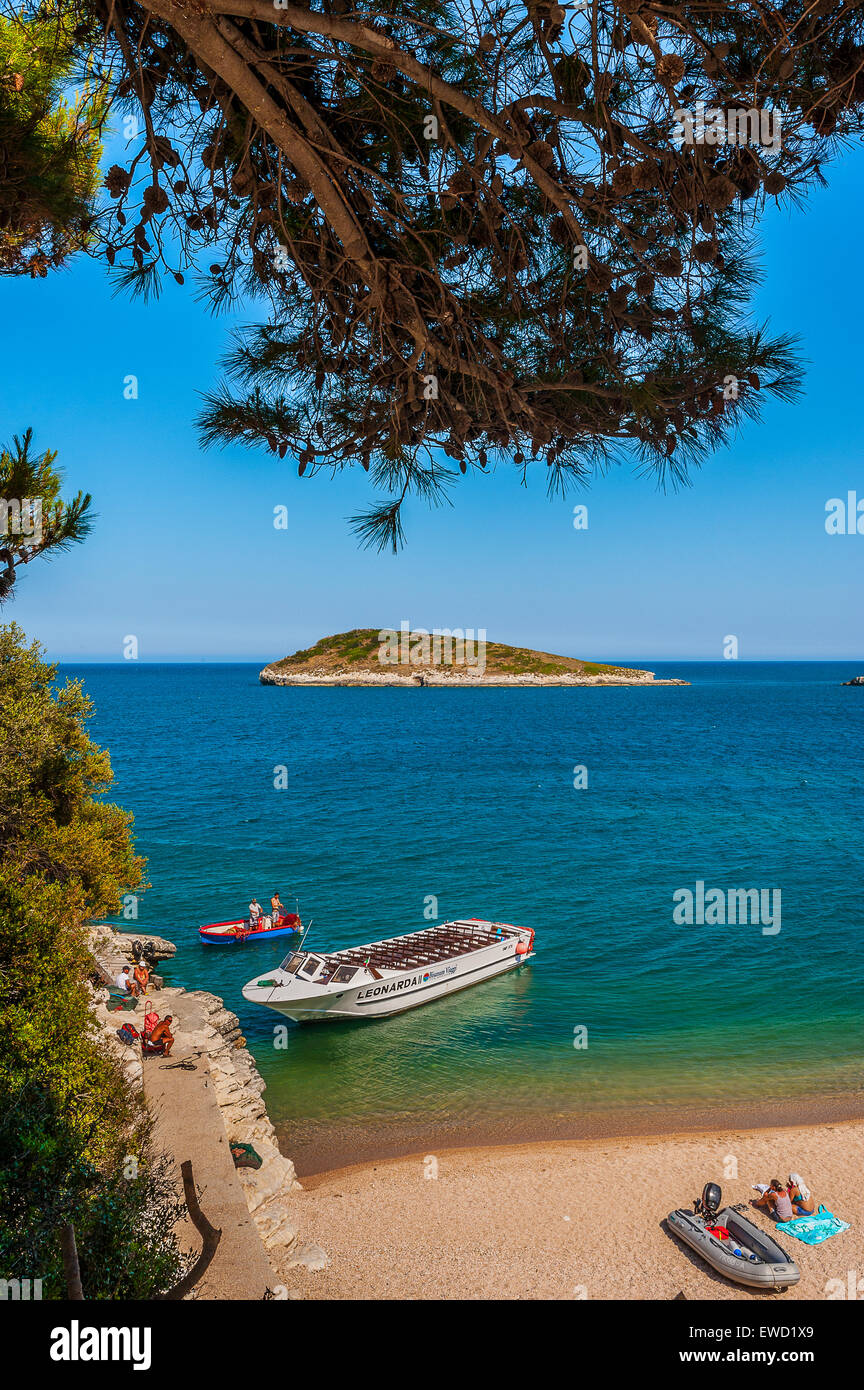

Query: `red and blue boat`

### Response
(198, 912, 302, 946)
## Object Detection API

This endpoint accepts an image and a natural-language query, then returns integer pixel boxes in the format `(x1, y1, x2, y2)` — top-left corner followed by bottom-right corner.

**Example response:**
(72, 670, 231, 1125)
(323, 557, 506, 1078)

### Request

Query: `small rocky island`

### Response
(260, 629, 689, 687)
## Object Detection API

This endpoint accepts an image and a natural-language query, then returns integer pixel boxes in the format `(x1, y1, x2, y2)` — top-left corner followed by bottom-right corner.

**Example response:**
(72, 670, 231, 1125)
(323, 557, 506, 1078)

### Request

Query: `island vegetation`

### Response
(261, 627, 688, 684)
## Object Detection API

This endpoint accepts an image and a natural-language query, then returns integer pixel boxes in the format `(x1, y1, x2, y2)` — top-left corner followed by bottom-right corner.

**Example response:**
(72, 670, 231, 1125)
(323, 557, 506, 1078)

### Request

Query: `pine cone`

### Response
(586, 262, 614, 292)
(608, 286, 629, 315)
(201, 143, 226, 170)
(142, 184, 169, 216)
(656, 53, 685, 84)
(705, 175, 737, 209)
(733, 170, 761, 199)
(526, 140, 555, 170)
(653, 247, 683, 277)
(104, 165, 131, 198)
(629, 160, 654, 190)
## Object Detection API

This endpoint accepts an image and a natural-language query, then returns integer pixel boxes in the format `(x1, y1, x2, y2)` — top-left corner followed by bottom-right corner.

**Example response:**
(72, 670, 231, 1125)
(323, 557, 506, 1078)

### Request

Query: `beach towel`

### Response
(776, 1205, 850, 1245)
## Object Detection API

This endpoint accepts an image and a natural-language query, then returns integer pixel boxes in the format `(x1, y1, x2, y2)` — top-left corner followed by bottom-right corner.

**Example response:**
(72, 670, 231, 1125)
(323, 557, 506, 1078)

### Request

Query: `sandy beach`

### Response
(274, 1119, 863, 1300)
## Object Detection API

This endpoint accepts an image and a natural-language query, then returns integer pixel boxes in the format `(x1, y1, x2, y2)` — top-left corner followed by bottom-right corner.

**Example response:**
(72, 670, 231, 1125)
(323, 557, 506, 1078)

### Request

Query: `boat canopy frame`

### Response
(284, 920, 519, 976)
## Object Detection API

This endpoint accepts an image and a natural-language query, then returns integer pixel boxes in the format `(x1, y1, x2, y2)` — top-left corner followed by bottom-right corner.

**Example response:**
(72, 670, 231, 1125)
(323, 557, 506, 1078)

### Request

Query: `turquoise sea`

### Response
(70, 662, 864, 1174)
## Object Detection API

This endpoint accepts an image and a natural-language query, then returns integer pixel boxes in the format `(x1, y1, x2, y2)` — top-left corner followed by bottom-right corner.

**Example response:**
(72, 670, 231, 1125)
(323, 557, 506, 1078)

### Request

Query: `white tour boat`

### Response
(241, 918, 535, 1022)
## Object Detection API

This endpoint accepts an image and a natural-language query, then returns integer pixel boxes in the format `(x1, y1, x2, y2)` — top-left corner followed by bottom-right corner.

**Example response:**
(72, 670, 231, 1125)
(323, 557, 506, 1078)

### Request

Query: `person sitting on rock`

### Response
(115, 966, 140, 997)
(133, 959, 150, 994)
(149, 1016, 174, 1056)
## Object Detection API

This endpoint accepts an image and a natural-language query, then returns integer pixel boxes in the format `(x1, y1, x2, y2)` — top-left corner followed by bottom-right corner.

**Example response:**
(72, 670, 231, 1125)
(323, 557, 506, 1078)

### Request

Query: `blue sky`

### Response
(1, 149, 862, 662)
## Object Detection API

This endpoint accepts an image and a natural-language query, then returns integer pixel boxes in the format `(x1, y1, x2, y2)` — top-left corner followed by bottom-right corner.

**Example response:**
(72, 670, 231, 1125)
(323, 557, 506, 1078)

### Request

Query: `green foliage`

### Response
(270, 627, 631, 677)
(4, 3, 859, 544)
(89, 0, 859, 545)
(0, 624, 183, 1298)
(0, 2, 105, 276)
(276, 628, 383, 668)
(0, 429, 94, 602)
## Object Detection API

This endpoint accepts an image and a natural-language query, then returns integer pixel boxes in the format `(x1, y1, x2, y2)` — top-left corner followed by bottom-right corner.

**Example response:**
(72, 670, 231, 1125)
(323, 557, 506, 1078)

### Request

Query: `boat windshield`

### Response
(279, 952, 304, 974)
(298, 955, 324, 980)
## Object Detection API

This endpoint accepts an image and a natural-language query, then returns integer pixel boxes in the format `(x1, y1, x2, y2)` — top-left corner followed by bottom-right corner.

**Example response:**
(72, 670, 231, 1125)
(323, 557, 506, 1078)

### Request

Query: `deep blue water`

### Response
(67, 662, 864, 1171)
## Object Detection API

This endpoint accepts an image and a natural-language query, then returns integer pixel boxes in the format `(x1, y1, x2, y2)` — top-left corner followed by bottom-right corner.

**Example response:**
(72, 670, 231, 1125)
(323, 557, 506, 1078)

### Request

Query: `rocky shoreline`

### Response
(260, 665, 689, 688)
(86, 923, 325, 1294)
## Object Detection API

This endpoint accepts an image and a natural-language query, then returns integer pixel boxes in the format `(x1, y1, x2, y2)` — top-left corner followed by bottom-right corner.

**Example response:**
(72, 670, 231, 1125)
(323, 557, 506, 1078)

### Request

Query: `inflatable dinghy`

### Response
(668, 1183, 800, 1291)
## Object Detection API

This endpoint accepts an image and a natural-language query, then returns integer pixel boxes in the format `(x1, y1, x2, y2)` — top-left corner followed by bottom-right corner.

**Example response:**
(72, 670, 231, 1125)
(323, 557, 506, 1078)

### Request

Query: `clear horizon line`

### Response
(54, 656, 864, 665)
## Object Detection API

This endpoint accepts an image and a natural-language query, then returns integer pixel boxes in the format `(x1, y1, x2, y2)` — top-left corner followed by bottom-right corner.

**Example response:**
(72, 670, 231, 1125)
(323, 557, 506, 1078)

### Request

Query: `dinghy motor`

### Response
(694, 1181, 722, 1222)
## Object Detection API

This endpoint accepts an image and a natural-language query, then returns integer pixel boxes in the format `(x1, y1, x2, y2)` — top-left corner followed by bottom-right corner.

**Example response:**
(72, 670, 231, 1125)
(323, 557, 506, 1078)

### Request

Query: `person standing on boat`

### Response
(248, 897, 262, 929)
(270, 892, 285, 926)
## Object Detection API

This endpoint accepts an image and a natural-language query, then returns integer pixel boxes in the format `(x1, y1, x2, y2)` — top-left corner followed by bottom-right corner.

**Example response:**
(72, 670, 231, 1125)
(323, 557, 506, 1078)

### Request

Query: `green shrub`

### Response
(0, 624, 184, 1297)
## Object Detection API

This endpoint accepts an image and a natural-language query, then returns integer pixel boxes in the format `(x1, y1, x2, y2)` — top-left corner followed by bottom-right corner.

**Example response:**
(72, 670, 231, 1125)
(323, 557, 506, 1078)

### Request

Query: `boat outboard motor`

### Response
(695, 1181, 722, 1222)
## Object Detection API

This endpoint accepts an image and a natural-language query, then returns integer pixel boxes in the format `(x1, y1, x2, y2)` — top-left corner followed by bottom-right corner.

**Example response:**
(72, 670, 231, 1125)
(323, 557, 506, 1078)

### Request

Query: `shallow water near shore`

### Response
(71, 661, 864, 1173)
